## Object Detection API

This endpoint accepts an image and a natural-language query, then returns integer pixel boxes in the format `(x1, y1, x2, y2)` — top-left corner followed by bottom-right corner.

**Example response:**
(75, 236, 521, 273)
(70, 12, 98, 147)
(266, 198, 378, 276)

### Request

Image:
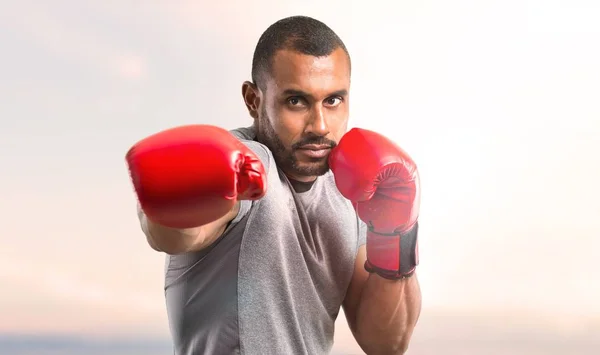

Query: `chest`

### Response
(236, 171, 361, 335)
(246, 171, 359, 297)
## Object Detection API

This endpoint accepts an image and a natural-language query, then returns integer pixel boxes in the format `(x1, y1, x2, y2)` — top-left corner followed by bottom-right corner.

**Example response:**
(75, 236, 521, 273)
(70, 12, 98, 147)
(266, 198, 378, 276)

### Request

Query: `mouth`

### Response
(298, 144, 333, 151)
(296, 145, 332, 159)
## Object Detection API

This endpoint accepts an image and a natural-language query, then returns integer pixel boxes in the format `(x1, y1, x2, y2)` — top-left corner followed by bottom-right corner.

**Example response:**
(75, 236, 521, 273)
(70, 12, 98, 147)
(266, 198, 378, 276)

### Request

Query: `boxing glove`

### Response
(329, 128, 420, 279)
(126, 125, 267, 229)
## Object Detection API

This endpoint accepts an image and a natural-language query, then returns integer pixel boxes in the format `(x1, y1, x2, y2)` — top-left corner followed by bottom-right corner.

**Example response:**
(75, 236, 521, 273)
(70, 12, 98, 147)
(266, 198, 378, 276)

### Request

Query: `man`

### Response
(126, 16, 421, 355)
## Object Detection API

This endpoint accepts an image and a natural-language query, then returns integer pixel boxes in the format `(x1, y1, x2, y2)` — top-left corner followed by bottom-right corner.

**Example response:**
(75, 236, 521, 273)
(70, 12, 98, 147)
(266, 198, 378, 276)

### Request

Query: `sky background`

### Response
(1, 0, 599, 354)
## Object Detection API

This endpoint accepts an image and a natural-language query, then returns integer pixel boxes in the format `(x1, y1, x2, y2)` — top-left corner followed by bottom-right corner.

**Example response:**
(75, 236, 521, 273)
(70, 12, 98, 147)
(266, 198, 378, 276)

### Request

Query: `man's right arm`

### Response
(138, 202, 240, 255)
(126, 125, 267, 255)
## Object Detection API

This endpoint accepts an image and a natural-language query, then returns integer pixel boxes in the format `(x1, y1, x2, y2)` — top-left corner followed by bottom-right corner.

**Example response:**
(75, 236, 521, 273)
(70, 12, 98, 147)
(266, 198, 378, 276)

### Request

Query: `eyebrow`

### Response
(282, 89, 348, 99)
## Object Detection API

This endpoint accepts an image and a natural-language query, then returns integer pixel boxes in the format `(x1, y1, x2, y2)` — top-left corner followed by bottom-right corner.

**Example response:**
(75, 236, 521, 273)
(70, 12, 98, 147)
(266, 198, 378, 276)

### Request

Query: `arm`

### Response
(330, 128, 423, 354)
(126, 125, 267, 255)
(138, 202, 240, 255)
(343, 246, 421, 355)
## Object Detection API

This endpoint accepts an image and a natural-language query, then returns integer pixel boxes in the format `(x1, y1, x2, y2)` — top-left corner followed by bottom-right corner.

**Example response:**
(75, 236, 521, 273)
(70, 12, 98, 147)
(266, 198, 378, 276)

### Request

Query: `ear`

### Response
(242, 81, 260, 120)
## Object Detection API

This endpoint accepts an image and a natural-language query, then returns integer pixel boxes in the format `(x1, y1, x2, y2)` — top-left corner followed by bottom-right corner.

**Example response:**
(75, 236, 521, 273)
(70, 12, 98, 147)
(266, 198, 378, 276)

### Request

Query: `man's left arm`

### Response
(329, 128, 423, 354)
(343, 245, 421, 355)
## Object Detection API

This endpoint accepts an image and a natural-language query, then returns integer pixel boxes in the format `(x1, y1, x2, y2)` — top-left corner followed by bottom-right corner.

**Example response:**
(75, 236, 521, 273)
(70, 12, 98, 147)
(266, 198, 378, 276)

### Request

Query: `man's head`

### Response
(242, 16, 351, 182)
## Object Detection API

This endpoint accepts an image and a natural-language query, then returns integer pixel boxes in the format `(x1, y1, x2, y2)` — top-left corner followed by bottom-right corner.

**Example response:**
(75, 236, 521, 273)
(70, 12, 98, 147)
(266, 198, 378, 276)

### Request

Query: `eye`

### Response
(325, 96, 343, 107)
(287, 97, 303, 106)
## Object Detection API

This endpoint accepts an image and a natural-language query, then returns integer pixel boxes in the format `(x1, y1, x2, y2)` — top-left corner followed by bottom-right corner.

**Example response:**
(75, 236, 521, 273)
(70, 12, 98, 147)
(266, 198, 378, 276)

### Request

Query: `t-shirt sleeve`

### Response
(358, 219, 368, 247)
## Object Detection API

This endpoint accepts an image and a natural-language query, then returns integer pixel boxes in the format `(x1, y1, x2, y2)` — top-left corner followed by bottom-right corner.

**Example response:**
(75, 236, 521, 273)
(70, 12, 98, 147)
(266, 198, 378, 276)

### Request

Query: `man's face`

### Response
(245, 48, 351, 182)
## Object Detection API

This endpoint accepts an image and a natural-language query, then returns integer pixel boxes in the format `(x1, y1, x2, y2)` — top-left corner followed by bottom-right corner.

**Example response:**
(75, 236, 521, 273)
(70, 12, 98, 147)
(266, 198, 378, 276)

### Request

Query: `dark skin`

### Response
(241, 48, 422, 354)
(242, 48, 350, 182)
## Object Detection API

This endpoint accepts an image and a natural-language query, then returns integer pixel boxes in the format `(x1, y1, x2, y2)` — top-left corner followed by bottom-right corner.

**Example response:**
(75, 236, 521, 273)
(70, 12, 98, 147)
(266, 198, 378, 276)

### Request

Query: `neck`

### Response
(286, 174, 317, 193)
(285, 173, 317, 183)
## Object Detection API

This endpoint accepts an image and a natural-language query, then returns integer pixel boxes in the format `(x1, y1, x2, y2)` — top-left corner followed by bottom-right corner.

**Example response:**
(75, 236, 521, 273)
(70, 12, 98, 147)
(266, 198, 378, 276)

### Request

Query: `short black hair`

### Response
(251, 15, 351, 89)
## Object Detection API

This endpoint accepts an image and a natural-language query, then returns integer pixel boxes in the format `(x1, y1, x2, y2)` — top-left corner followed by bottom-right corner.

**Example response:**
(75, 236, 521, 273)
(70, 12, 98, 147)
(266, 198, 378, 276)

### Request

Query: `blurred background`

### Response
(1, 0, 599, 354)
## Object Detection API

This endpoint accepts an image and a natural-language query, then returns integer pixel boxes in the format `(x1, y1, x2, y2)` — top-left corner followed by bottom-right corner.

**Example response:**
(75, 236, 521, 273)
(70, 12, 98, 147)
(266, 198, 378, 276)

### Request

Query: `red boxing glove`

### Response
(126, 125, 267, 229)
(329, 128, 420, 279)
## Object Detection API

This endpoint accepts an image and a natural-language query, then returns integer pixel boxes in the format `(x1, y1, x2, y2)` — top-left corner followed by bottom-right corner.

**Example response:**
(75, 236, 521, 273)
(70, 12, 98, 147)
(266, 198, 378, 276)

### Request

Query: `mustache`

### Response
(292, 136, 337, 150)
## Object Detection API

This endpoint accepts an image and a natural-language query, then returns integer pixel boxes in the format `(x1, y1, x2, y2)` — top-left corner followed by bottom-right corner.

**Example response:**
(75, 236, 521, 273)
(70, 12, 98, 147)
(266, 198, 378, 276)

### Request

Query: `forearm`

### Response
(138, 206, 203, 254)
(354, 273, 421, 355)
(144, 221, 203, 255)
(137, 202, 238, 254)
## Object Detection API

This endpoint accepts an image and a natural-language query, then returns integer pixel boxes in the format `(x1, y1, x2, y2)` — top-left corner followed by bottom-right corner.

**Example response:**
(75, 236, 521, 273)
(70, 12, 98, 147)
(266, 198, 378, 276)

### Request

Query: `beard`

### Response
(256, 107, 337, 178)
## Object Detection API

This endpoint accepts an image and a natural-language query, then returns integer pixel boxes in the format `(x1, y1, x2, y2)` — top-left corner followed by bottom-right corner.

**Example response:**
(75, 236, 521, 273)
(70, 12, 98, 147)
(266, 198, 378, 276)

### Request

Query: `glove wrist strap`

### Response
(364, 222, 419, 280)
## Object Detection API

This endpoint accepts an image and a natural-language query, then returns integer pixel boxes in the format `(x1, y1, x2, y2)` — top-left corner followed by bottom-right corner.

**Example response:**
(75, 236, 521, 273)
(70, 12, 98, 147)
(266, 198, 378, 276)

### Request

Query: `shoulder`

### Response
(318, 172, 358, 218)
(320, 172, 368, 246)
(229, 126, 274, 173)
(319, 171, 347, 200)
(229, 126, 256, 140)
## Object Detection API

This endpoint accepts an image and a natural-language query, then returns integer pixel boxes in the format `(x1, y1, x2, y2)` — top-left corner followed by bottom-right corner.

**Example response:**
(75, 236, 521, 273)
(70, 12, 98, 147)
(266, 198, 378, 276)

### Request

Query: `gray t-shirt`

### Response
(163, 127, 367, 355)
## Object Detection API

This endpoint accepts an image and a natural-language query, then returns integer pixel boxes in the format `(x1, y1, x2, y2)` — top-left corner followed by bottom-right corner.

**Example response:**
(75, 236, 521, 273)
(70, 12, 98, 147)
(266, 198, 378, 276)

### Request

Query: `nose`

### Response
(306, 106, 330, 137)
